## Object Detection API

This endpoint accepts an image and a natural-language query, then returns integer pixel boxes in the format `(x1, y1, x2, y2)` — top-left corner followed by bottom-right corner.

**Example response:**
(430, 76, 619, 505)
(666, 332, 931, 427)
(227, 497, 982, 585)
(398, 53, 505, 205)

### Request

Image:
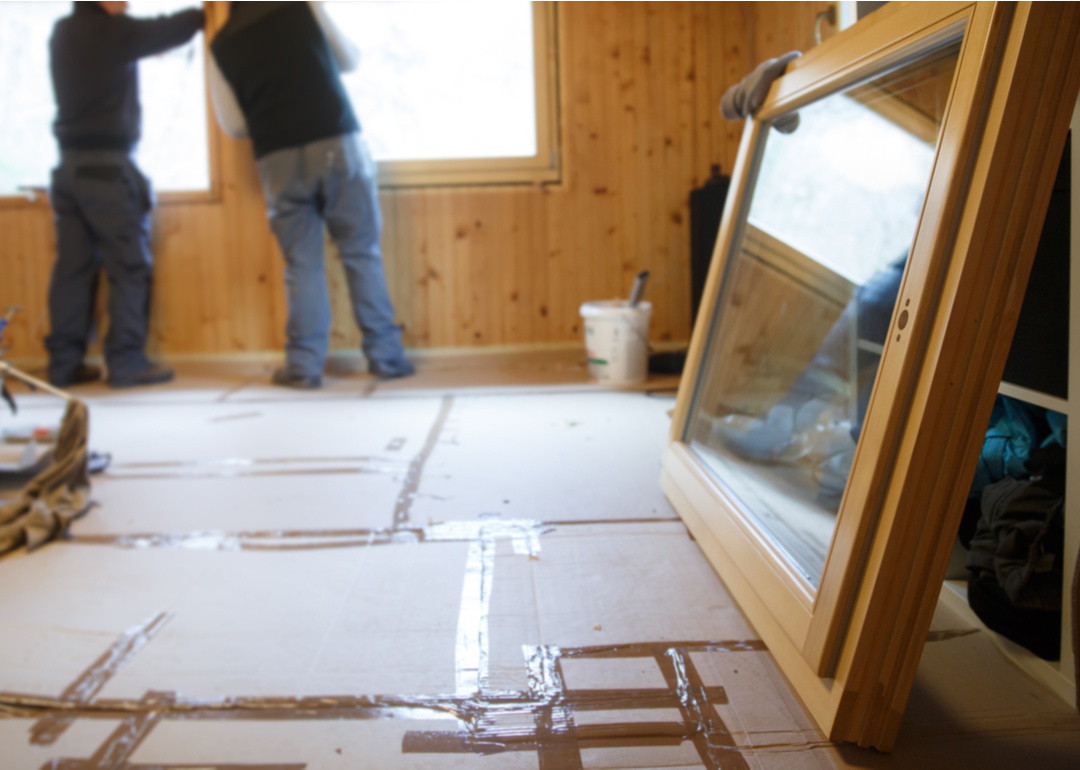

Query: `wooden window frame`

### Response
(367, 2, 561, 189)
(661, 1, 1080, 750)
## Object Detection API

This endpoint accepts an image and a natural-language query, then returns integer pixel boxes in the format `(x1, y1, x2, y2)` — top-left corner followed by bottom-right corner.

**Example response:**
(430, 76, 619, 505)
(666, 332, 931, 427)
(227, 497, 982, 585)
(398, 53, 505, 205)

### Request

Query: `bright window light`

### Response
(323, 1, 538, 162)
(0, 0, 209, 197)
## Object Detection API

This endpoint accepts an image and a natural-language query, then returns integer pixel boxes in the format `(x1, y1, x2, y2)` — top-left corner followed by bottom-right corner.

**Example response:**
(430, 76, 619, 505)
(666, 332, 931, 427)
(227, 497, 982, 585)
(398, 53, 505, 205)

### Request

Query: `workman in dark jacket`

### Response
(209, 2, 412, 389)
(46, 1, 204, 388)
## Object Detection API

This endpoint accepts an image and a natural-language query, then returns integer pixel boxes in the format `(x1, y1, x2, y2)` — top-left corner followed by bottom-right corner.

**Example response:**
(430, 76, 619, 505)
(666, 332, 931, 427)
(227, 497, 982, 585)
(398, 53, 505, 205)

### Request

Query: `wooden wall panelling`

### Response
(690, 2, 753, 178)
(0, 201, 54, 361)
(749, 2, 837, 64)
(547, 2, 625, 343)
(150, 129, 286, 357)
(546, 1, 701, 347)
(503, 188, 551, 344)
(640, 3, 695, 342)
(2, 2, 831, 364)
(385, 190, 434, 348)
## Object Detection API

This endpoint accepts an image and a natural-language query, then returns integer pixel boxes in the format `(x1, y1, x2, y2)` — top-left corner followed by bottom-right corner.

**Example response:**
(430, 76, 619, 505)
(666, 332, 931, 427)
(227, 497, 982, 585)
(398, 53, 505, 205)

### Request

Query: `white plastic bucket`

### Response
(579, 300, 652, 385)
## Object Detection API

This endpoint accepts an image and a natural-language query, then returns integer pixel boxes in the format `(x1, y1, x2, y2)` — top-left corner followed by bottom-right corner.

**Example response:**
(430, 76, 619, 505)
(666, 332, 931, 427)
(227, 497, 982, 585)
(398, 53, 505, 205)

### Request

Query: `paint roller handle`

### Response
(627, 270, 650, 308)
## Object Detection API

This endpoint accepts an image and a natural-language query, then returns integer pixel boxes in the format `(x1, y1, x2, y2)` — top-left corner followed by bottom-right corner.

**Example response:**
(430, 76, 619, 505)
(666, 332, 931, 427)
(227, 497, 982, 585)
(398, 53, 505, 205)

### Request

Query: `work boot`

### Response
(369, 356, 415, 380)
(272, 366, 322, 390)
(48, 363, 102, 388)
(108, 364, 174, 389)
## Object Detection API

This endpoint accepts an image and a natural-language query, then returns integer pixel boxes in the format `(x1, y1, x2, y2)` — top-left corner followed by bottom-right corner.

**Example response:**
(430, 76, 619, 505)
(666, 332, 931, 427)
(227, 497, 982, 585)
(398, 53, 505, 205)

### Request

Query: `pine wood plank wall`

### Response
(0, 1, 831, 365)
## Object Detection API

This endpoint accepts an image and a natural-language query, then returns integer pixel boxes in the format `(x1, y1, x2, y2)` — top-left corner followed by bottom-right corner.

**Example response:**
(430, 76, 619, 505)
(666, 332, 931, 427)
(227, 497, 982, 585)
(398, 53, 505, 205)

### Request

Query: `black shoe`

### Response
(108, 364, 175, 389)
(369, 357, 415, 379)
(272, 366, 322, 390)
(48, 363, 102, 387)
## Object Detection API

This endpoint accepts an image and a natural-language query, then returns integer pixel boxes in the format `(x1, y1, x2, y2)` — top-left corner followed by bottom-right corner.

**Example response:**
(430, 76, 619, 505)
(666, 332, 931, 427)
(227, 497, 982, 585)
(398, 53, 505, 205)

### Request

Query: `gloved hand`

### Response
(720, 50, 802, 133)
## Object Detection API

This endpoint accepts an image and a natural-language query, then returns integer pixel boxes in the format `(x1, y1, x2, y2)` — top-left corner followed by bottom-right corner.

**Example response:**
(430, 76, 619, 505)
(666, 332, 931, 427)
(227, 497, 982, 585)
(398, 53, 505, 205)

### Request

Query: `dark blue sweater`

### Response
(211, 2, 359, 159)
(50, 2, 204, 152)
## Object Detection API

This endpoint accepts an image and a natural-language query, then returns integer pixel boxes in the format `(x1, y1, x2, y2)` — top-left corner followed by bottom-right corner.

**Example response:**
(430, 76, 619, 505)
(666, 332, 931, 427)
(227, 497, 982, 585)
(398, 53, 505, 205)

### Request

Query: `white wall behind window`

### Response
(0, 0, 208, 196)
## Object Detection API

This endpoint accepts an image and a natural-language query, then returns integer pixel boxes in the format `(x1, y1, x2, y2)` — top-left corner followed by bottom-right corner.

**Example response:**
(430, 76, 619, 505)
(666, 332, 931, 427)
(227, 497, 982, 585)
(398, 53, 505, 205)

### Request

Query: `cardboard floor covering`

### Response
(0, 354, 1078, 768)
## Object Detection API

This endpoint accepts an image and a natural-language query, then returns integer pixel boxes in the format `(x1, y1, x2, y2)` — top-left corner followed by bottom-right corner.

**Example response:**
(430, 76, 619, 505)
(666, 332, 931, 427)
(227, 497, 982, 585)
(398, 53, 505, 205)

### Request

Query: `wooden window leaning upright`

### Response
(661, 2, 1080, 751)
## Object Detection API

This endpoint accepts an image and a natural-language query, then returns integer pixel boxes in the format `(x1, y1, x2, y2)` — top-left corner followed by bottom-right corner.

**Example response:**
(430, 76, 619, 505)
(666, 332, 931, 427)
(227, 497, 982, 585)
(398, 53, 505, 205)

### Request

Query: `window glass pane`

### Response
(323, 1, 537, 162)
(131, 0, 209, 192)
(0, 2, 66, 196)
(749, 93, 936, 285)
(684, 43, 961, 588)
(0, 0, 208, 196)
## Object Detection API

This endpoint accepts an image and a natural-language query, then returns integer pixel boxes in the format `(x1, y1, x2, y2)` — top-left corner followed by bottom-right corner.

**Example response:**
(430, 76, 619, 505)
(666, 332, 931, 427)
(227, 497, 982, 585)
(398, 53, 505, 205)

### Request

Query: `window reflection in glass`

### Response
(685, 43, 961, 587)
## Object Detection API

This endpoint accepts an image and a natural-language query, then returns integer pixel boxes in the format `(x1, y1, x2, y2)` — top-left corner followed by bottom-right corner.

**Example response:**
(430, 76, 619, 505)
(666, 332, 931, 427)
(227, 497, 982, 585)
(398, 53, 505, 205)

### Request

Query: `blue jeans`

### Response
(46, 150, 156, 382)
(257, 133, 405, 377)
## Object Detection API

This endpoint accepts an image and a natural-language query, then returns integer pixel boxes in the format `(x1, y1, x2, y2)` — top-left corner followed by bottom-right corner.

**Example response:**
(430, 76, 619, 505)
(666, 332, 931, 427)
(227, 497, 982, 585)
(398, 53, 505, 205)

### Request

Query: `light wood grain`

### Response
(0, 1, 827, 367)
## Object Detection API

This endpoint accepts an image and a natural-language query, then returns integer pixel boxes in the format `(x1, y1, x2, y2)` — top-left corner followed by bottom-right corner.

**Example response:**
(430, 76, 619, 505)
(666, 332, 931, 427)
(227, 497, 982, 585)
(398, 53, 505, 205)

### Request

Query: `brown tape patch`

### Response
(660, 647, 749, 769)
(402, 641, 763, 765)
(31, 612, 171, 746)
(81, 689, 171, 769)
(393, 395, 454, 528)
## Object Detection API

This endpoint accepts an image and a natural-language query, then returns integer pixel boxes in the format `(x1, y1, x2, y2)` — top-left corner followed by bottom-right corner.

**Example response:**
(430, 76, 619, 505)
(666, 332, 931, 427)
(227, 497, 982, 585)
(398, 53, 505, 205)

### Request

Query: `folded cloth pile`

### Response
(0, 398, 90, 555)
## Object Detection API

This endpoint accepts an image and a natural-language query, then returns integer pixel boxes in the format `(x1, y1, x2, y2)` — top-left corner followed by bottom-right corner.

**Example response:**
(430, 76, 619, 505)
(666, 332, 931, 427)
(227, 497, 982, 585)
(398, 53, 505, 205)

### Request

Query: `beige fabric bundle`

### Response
(0, 399, 91, 555)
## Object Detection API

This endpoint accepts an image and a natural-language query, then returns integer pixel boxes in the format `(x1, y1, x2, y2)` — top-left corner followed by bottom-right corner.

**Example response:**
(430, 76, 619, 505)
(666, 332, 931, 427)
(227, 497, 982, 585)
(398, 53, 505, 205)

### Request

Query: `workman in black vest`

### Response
(47, 1, 204, 388)
(209, 2, 413, 389)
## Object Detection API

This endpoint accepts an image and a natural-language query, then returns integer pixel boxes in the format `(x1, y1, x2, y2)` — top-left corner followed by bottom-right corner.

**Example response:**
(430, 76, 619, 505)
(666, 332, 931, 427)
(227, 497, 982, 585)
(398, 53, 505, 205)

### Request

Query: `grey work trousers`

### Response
(46, 149, 155, 382)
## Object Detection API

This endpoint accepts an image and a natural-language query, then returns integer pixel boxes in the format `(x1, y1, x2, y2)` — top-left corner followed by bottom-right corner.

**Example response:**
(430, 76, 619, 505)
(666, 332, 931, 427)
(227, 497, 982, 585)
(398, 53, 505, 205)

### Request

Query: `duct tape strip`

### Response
(3, 639, 769, 767)
(109, 456, 402, 469)
(102, 455, 408, 481)
(80, 689, 171, 769)
(31, 612, 172, 746)
(393, 395, 454, 529)
(68, 528, 408, 552)
(66, 519, 555, 553)
(659, 646, 748, 769)
(456, 535, 495, 696)
(104, 467, 377, 481)
(401, 640, 769, 767)
(64, 519, 674, 553)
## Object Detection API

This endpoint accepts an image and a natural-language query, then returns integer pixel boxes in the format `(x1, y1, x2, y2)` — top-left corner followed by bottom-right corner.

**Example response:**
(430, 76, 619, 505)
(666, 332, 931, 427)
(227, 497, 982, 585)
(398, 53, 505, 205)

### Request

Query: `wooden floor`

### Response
(1, 351, 1078, 768)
